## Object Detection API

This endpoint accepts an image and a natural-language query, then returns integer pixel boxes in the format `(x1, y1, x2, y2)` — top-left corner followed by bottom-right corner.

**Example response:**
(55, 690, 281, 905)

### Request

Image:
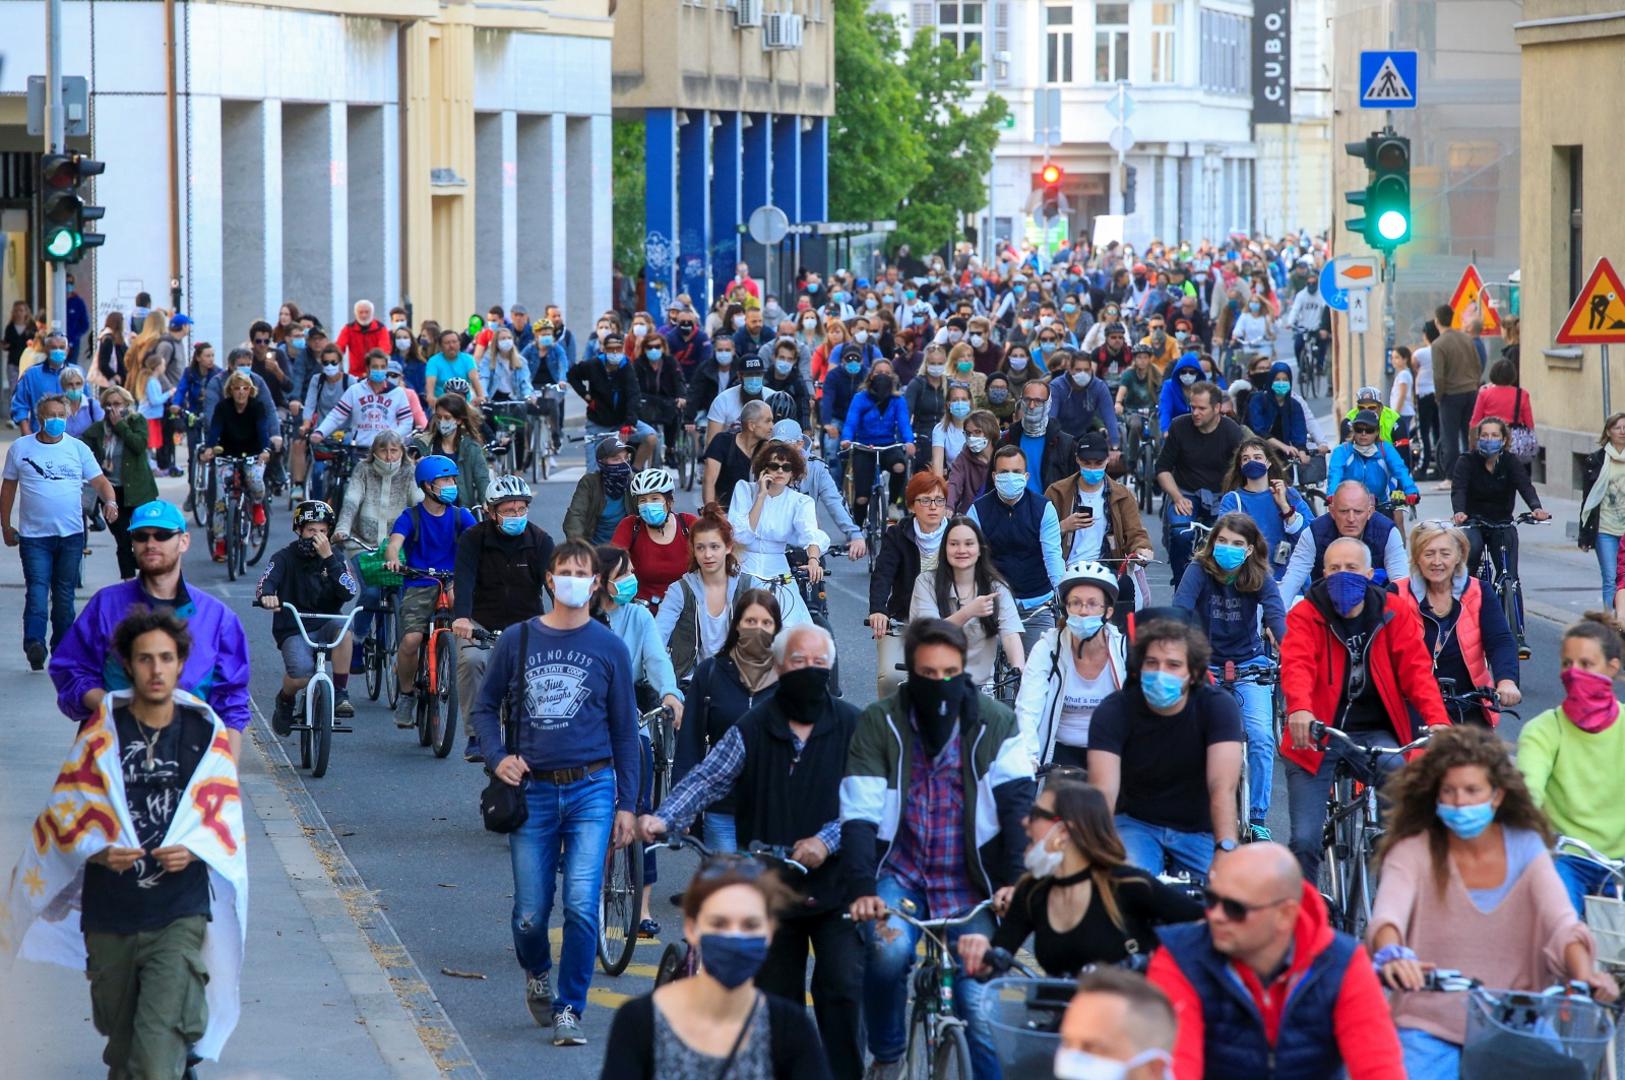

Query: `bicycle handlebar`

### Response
(1307, 721, 1432, 757)
(271, 604, 360, 650)
(745, 840, 809, 875)
(1453, 513, 1549, 529)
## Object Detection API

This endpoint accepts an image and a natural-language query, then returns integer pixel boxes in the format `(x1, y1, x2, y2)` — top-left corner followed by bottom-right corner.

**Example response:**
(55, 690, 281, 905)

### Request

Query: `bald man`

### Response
(1148, 843, 1404, 1079)
(1277, 480, 1408, 603)
(1057, 968, 1175, 1079)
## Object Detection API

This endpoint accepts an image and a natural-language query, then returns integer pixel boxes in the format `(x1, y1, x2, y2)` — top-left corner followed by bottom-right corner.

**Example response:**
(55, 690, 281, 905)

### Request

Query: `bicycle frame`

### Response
(281, 605, 360, 711)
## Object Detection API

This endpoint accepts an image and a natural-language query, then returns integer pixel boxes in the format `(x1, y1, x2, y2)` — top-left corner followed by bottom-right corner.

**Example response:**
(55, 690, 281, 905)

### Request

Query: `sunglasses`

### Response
(253, 337, 271, 346)
(1353, 427, 1377, 435)
(1202, 888, 1293, 922)
(694, 854, 772, 882)
(761, 462, 792, 474)
(1027, 805, 1061, 823)
(131, 528, 179, 544)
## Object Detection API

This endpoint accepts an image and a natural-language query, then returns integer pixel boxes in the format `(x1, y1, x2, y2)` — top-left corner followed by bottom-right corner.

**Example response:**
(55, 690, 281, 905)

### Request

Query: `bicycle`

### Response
(1437, 677, 1521, 728)
(527, 384, 567, 482)
(673, 421, 701, 492)
(595, 703, 678, 977)
(1556, 836, 1625, 984)
(481, 399, 529, 474)
(176, 410, 209, 526)
(843, 442, 909, 573)
(310, 438, 365, 516)
(1308, 720, 1433, 938)
(273, 604, 359, 780)
(1295, 328, 1326, 398)
(1457, 512, 1549, 661)
(1215, 660, 1280, 843)
(987, 647, 1021, 707)
(1122, 407, 1160, 515)
(212, 453, 270, 581)
(401, 570, 459, 759)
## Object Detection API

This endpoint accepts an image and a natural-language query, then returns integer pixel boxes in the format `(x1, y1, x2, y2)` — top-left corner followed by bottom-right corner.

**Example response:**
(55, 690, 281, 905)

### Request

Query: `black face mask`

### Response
(1249, 370, 1273, 392)
(907, 672, 968, 757)
(295, 537, 321, 559)
(777, 666, 831, 722)
(870, 375, 894, 398)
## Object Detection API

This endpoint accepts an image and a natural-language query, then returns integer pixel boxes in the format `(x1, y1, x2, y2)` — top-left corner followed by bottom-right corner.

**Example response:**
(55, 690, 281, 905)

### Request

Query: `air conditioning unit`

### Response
(736, 0, 763, 29)
(764, 11, 803, 49)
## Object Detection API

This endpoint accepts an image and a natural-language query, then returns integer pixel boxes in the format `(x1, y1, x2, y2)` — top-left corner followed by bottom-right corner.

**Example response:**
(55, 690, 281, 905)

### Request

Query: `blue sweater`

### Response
(1216, 486, 1310, 581)
(469, 616, 641, 811)
(608, 603, 678, 700)
(1173, 564, 1286, 663)
(842, 391, 912, 446)
(1157, 354, 1204, 434)
(1326, 441, 1418, 500)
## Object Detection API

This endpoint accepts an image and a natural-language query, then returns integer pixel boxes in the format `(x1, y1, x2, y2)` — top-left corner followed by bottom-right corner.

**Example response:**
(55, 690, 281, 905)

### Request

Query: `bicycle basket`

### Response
(356, 544, 403, 588)
(983, 977, 1074, 1075)
(1462, 986, 1613, 1079)
(1584, 893, 1625, 970)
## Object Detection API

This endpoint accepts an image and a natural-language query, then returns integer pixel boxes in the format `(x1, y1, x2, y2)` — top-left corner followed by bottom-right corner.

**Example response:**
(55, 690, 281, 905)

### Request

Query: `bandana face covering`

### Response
(1560, 667, 1620, 733)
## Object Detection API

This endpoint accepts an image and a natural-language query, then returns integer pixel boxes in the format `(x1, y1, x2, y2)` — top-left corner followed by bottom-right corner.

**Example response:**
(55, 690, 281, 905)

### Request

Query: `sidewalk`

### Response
(0, 467, 455, 1078)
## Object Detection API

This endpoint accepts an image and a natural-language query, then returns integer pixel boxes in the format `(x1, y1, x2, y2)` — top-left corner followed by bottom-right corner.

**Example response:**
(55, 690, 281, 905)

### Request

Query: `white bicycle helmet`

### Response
(441, 377, 472, 398)
(1058, 559, 1119, 606)
(629, 468, 675, 497)
(486, 474, 533, 505)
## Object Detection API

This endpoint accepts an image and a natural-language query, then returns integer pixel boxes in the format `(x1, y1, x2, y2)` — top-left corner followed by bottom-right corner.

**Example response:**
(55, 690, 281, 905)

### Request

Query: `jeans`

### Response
(1162, 495, 1213, 589)
(1417, 393, 1439, 473)
(509, 766, 616, 1016)
(1285, 728, 1402, 884)
(1437, 391, 1476, 479)
(759, 911, 866, 1080)
(1213, 659, 1275, 823)
(1399, 1026, 1460, 1079)
(1014, 600, 1056, 661)
(701, 812, 737, 854)
(861, 875, 1001, 1080)
(583, 419, 656, 473)
(1596, 532, 1622, 609)
(1115, 814, 1215, 880)
(19, 532, 85, 648)
(1554, 854, 1621, 918)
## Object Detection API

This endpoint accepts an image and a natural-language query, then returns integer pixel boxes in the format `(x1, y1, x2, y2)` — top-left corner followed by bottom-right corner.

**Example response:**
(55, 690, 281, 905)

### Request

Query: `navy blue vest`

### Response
(1308, 512, 1396, 585)
(1158, 921, 1358, 1079)
(973, 489, 1051, 600)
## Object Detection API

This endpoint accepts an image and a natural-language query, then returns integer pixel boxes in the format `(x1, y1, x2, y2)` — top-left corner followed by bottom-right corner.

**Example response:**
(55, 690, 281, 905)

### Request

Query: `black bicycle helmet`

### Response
(293, 500, 336, 532)
(769, 389, 798, 423)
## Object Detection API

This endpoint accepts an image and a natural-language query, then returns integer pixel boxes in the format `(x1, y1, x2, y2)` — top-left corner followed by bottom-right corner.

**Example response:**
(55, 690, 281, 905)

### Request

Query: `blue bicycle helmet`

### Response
(414, 455, 459, 485)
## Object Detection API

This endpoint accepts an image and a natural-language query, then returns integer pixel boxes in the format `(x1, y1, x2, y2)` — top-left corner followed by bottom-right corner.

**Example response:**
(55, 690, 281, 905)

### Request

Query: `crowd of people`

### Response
(0, 229, 1618, 1080)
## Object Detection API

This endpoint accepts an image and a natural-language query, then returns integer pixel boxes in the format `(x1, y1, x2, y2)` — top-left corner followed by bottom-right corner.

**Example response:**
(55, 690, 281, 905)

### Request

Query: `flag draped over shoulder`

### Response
(0, 689, 249, 1062)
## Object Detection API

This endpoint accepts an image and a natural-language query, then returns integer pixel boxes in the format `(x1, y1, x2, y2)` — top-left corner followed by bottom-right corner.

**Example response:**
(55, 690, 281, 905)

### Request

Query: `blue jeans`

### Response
(1285, 728, 1401, 884)
(1399, 1026, 1460, 1078)
(1115, 814, 1215, 880)
(1555, 854, 1621, 918)
(509, 767, 616, 1016)
(584, 419, 656, 473)
(19, 533, 84, 649)
(1212, 659, 1275, 823)
(860, 876, 1001, 1080)
(1596, 533, 1621, 609)
(1162, 497, 1210, 588)
(636, 734, 657, 886)
(701, 812, 737, 854)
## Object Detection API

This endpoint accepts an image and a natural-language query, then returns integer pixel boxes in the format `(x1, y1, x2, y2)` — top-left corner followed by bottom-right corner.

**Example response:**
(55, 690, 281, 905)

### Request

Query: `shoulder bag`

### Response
(479, 620, 531, 833)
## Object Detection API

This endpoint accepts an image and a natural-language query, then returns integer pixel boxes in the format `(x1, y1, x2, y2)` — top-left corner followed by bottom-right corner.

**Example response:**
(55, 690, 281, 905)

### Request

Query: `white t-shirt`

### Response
(2, 433, 103, 537)
(1065, 485, 1107, 562)
(1391, 369, 1416, 418)
(1056, 654, 1120, 748)
(1413, 346, 1435, 397)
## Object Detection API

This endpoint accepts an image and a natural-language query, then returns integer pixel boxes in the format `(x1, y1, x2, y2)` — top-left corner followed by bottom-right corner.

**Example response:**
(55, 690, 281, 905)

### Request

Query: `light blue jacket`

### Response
(609, 601, 678, 700)
(476, 354, 534, 400)
(1326, 440, 1418, 501)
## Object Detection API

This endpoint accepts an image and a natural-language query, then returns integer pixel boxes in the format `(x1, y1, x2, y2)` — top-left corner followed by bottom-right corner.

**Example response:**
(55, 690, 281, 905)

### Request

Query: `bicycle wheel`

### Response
(189, 459, 208, 527)
(415, 649, 433, 748)
(310, 679, 333, 779)
(363, 625, 384, 701)
(246, 501, 270, 567)
(679, 430, 696, 491)
(386, 642, 401, 710)
(597, 839, 643, 976)
(1502, 574, 1528, 653)
(430, 632, 459, 759)
(654, 942, 688, 987)
(225, 499, 242, 582)
(298, 693, 313, 769)
(934, 1024, 973, 1080)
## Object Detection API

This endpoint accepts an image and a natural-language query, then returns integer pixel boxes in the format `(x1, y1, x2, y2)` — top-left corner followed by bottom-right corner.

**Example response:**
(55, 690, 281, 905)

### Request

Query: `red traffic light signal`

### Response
(1040, 163, 1063, 186)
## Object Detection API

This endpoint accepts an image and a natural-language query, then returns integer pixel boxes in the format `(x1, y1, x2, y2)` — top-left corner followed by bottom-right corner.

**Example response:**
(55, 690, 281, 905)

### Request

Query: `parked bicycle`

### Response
(272, 604, 359, 779)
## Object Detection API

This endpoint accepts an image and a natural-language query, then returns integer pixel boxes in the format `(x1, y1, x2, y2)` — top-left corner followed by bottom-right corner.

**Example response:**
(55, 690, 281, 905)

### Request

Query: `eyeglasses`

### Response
(252, 337, 271, 346)
(1202, 888, 1294, 922)
(1026, 805, 1061, 823)
(131, 529, 179, 544)
(913, 496, 947, 508)
(694, 854, 772, 882)
(761, 462, 792, 474)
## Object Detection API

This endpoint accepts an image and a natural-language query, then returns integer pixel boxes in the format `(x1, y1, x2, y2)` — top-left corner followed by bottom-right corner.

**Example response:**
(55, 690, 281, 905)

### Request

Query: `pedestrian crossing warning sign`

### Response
(1556, 257, 1625, 346)
(1364, 58, 1413, 102)
(1446, 264, 1500, 338)
(1359, 51, 1419, 109)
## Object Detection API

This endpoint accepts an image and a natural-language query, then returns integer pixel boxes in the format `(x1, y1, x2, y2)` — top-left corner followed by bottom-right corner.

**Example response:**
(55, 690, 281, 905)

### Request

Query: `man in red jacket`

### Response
(1148, 843, 1405, 1080)
(334, 299, 390, 377)
(1280, 536, 1450, 882)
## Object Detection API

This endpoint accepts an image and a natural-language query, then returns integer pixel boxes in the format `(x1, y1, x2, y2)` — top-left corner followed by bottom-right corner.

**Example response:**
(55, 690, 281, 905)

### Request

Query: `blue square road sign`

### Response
(1359, 51, 1418, 109)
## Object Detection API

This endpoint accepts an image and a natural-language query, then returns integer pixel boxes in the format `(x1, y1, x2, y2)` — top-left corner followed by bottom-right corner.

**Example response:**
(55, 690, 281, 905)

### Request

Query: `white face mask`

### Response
(552, 573, 594, 608)
(1053, 1047, 1172, 1080)
(853, 330, 870, 344)
(927, 364, 947, 378)
(969, 333, 986, 348)
(802, 318, 818, 332)
(966, 434, 989, 453)
(322, 363, 342, 377)
(1022, 823, 1065, 878)
(437, 419, 457, 436)
(497, 339, 514, 353)
(1072, 370, 1092, 387)
(632, 323, 649, 337)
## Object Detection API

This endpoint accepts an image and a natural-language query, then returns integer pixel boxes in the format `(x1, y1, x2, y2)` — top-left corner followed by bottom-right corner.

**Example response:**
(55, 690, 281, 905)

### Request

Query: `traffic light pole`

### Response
(43, 0, 66, 336)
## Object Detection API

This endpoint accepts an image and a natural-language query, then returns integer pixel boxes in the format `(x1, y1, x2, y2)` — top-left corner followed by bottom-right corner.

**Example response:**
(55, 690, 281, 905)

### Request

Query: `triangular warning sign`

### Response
(1363, 57, 1414, 102)
(1556, 257, 1625, 346)
(1447, 265, 1500, 337)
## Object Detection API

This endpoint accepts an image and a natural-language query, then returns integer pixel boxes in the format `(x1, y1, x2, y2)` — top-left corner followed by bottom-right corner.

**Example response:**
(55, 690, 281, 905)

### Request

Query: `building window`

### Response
(1199, 10, 1250, 95)
(1094, 2, 1129, 83)
(938, 2, 985, 63)
(1562, 145, 1584, 310)
(1150, 2, 1177, 83)
(1046, 5, 1074, 84)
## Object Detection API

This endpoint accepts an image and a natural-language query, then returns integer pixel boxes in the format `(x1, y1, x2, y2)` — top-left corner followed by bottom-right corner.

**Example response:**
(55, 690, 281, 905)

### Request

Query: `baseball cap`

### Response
(169, 314, 193, 331)
(740, 353, 766, 374)
(1354, 409, 1381, 428)
(771, 419, 804, 445)
(129, 500, 187, 533)
(595, 437, 628, 463)
(601, 332, 624, 350)
(1075, 431, 1111, 462)
(1356, 385, 1382, 403)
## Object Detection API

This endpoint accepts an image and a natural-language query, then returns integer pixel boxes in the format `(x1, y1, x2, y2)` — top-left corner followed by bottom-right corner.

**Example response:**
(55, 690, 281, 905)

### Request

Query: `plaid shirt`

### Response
(885, 733, 977, 918)
(655, 727, 842, 854)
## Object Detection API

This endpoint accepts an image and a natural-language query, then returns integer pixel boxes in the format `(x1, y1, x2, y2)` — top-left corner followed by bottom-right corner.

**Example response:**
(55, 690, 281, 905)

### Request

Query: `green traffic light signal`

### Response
(45, 229, 80, 259)
(1343, 129, 1411, 253)
(37, 152, 104, 264)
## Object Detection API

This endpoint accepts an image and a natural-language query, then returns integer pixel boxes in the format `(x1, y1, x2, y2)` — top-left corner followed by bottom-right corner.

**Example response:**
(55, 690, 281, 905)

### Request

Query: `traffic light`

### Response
(1344, 129, 1410, 253)
(1040, 163, 1063, 220)
(38, 153, 105, 264)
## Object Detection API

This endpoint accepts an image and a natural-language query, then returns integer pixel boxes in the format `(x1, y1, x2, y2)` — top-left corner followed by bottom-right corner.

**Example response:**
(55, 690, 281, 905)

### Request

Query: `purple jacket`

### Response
(49, 577, 253, 731)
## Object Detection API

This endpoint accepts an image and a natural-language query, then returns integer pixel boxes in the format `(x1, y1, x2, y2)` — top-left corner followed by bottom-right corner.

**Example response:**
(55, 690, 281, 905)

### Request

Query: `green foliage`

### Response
(612, 119, 646, 276)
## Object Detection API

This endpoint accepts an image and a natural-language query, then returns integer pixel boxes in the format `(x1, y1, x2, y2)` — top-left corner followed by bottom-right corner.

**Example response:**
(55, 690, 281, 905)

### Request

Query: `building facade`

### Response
(0, 0, 612, 354)
(1253, 0, 1333, 239)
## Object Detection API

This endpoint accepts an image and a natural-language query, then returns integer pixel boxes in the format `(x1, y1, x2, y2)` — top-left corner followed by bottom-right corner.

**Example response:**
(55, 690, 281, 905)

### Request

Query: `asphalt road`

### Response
(199, 392, 1575, 1079)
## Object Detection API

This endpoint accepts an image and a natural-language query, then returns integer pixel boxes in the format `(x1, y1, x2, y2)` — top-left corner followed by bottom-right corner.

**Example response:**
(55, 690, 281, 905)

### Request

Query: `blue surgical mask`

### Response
(994, 472, 1027, 500)
(646, 348, 663, 360)
(1067, 614, 1105, 640)
(289, 337, 306, 351)
(1063, 303, 1078, 314)
(369, 369, 387, 384)
(1325, 570, 1369, 616)
(743, 376, 764, 394)
(1240, 459, 1270, 481)
(715, 350, 734, 366)
(1478, 438, 1504, 457)
(949, 401, 971, 420)
(48, 349, 66, 365)
(844, 360, 862, 375)
(65, 389, 83, 403)
(1436, 799, 1496, 840)
(1140, 669, 1187, 710)
(1013, 285, 1027, 296)
(699, 933, 770, 990)
(639, 503, 669, 527)
(1273, 380, 1291, 396)
(436, 484, 459, 505)
(1079, 466, 1106, 485)
(605, 352, 625, 366)
(499, 515, 528, 537)
(41, 416, 67, 438)
(612, 575, 640, 605)
(539, 335, 554, 347)
(1213, 544, 1249, 572)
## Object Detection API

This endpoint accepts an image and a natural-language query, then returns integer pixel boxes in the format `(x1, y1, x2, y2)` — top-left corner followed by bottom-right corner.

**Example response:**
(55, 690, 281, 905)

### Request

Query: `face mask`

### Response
(1023, 823, 1065, 878)
(716, 351, 734, 367)
(1478, 438, 1504, 457)
(774, 359, 795, 376)
(639, 503, 669, 528)
(372, 458, 401, 476)
(1436, 799, 1496, 840)
(1013, 285, 1027, 296)
(437, 419, 458, 436)
(844, 361, 862, 376)
(947, 329, 964, 344)
(806, 281, 821, 293)
(295, 537, 321, 559)
(966, 435, 989, 453)
(1179, 371, 1198, 386)
(604, 352, 625, 366)
(1325, 570, 1369, 616)
(853, 330, 870, 344)
(948, 401, 971, 420)
(1067, 614, 1105, 640)
(1039, 316, 1055, 329)
(1022, 409, 1049, 437)
(65, 389, 83, 403)
(743, 376, 764, 395)
(776, 665, 832, 721)
(1140, 669, 1187, 710)
(1273, 380, 1291, 396)
(699, 934, 770, 990)
(1353, 441, 1379, 458)
(1008, 356, 1029, 371)
(865, 298, 879, 311)
(1054, 1047, 1171, 1080)
(732, 315, 746, 330)
(907, 672, 968, 756)
(1079, 466, 1106, 486)
(904, 290, 917, 301)
(497, 339, 515, 353)
(1249, 303, 1263, 314)
(369, 369, 388, 384)
(538, 335, 554, 348)
(434, 484, 459, 505)
(1240, 459, 1270, 481)
(1213, 543, 1249, 572)
(48, 349, 66, 365)
(323, 363, 342, 377)
(994, 472, 1028, 500)
(289, 337, 306, 351)
(1063, 303, 1078, 314)
(391, 320, 407, 331)
(41, 417, 67, 439)
(988, 388, 1010, 405)
(646, 347, 665, 362)
(968, 333, 986, 349)
(612, 575, 640, 605)
(632, 324, 649, 338)
(552, 573, 594, 609)
(802, 318, 818, 332)
(927, 364, 947, 378)
(1560, 667, 1620, 733)
(1071, 370, 1092, 387)
(870, 375, 894, 397)
(499, 515, 528, 537)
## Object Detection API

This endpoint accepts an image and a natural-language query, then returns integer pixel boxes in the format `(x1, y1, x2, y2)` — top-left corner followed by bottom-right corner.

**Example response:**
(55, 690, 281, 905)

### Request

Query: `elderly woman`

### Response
(59, 364, 104, 440)
(82, 387, 156, 579)
(335, 429, 421, 654)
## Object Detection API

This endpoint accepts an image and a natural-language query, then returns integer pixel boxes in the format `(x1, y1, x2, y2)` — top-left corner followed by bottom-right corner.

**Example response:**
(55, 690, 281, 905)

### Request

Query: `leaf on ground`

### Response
(440, 968, 486, 980)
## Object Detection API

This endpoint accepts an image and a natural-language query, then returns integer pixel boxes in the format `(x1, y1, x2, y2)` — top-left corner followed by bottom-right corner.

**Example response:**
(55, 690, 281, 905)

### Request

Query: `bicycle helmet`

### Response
(292, 500, 336, 532)
(485, 474, 533, 505)
(441, 377, 472, 398)
(769, 389, 798, 423)
(629, 467, 675, 497)
(1057, 560, 1119, 606)
(415, 455, 459, 486)
(1131, 343, 1155, 356)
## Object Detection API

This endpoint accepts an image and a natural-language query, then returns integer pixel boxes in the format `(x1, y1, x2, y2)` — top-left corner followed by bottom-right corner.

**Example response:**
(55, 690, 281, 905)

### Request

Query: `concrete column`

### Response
(221, 99, 269, 346)
(678, 110, 712, 308)
(474, 112, 504, 309)
(517, 114, 566, 314)
(568, 114, 611, 346)
(800, 116, 828, 222)
(347, 105, 388, 316)
(710, 111, 742, 300)
(382, 104, 401, 311)
(500, 110, 519, 309)
(644, 107, 679, 309)
(187, 95, 223, 348)
(740, 113, 770, 282)
(282, 104, 331, 330)
(771, 116, 801, 299)
(326, 102, 350, 331)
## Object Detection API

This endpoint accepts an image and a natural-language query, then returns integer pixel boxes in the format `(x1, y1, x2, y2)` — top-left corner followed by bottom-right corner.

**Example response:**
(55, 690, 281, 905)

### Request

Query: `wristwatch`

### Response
(1214, 838, 1238, 854)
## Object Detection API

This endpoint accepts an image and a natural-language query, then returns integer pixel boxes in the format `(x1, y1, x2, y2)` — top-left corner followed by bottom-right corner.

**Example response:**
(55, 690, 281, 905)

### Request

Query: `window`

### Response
(1200, 10, 1250, 95)
(1150, 2, 1177, 83)
(1046, 5, 1074, 84)
(938, 2, 985, 64)
(1562, 146, 1584, 310)
(1094, 2, 1128, 83)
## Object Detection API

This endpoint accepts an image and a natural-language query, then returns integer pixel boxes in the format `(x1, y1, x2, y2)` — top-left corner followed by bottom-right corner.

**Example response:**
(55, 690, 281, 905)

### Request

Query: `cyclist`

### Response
(1279, 537, 1450, 883)
(654, 506, 744, 686)
(201, 370, 275, 561)
(1155, 381, 1245, 587)
(1175, 513, 1287, 839)
(1327, 408, 1420, 517)
(257, 500, 360, 733)
(1155, 353, 1204, 435)
(1278, 482, 1410, 603)
(1147, 842, 1405, 1080)
(1087, 616, 1243, 878)
(609, 468, 695, 605)
(725, 437, 823, 629)
(631, 329, 686, 467)
(905, 346, 950, 469)
(1046, 429, 1154, 573)
(1114, 341, 1161, 426)
(909, 516, 1024, 690)
(1286, 273, 1328, 376)
(413, 392, 490, 522)
(425, 328, 485, 405)
(1051, 349, 1120, 452)
(1450, 415, 1549, 582)
(762, 335, 809, 431)
(947, 410, 997, 515)
(818, 342, 870, 470)
(1055, 968, 1178, 1080)
(996, 340, 1038, 397)
(383, 455, 477, 728)
(681, 330, 733, 440)
(568, 331, 658, 472)
(1093, 321, 1134, 389)
(967, 445, 1064, 657)
(289, 345, 356, 501)
(311, 348, 416, 449)
(957, 775, 1203, 979)
(450, 474, 554, 762)
(1371, 725, 1616, 1077)
(1140, 314, 1179, 371)
(1019, 560, 1129, 768)
(475, 323, 533, 409)
(842, 618, 1035, 1080)
(702, 398, 773, 509)
(563, 437, 636, 544)
(1247, 362, 1315, 471)
(334, 431, 418, 679)
(980, 370, 1017, 430)
(521, 317, 568, 452)
(705, 353, 790, 446)
(1342, 384, 1399, 444)
(839, 361, 913, 520)
(998, 376, 1076, 494)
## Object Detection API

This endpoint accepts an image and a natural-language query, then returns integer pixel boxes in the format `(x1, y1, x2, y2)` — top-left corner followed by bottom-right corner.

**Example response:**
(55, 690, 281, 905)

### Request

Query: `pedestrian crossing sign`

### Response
(1556, 257, 1625, 345)
(1359, 51, 1418, 109)
(1446, 264, 1500, 337)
